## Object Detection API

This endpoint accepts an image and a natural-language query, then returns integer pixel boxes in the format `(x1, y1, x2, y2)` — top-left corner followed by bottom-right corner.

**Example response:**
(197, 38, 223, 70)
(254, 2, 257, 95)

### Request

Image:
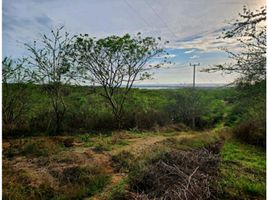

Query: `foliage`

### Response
(4, 138, 64, 158)
(73, 33, 168, 128)
(167, 89, 229, 129)
(25, 26, 77, 134)
(2, 57, 31, 134)
(205, 6, 266, 85)
(2, 85, 236, 135)
(233, 119, 265, 147)
(201, 6, 266, 147)
(228, 81, 266, 146)
(3, 164, 110, 200)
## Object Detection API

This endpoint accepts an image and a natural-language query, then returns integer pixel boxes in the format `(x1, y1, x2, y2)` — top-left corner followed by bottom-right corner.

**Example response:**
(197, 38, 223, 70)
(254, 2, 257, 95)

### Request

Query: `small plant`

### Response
(49, 165, 111, 199)
(111, 151, 135, 172)
(92, 142, 111, 152)
(108, 179, 128, 200)
(21, 142, 49, 157)
(79, 134, 92, 142)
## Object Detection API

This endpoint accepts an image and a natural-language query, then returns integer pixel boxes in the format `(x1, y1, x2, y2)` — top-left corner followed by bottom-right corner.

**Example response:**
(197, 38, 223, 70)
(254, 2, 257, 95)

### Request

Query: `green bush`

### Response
(2, 84, 239, 135)
(233, 120, 265, 147)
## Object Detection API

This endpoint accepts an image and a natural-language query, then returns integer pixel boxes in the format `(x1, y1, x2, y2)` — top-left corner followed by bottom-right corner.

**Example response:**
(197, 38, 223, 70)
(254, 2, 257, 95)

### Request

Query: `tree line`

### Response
(3, 6, 266, 140)
(3, 28, 170, 134)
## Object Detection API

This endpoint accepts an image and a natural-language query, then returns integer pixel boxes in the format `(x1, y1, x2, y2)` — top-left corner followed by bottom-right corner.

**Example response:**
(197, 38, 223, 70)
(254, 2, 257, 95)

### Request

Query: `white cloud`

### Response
(154, 54, 176, 59)
(190, 55, 199, 59)
(3, 0, 265, 57)
(168, 30, 241, 53)
(3, 0, 265, 84)
(184, 49, 195, 54)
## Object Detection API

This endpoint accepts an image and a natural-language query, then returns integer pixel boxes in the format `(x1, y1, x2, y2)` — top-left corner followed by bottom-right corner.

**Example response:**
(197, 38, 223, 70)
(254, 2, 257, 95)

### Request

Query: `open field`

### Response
(3, 129, 265, 200)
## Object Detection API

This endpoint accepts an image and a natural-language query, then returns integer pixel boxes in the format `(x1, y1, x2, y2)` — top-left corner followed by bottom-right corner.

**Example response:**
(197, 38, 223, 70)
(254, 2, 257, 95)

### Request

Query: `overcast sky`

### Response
(3, 0, 265, 84)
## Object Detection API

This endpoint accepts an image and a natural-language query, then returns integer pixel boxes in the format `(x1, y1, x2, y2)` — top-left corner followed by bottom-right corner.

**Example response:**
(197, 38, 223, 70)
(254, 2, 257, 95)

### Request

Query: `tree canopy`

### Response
(205, 6, 266, 85)
(25, 26, 76, 134)
(73, 33, 167, 127)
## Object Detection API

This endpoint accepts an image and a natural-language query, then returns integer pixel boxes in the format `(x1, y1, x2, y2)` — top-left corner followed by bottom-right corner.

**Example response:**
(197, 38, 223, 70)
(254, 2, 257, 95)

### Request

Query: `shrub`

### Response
(50, 165, 111, 199)
(21, 143, 49, 157)
(3, 167, 56, 200)
(233, 120, 265, 147)
(4, 138, 64, 158)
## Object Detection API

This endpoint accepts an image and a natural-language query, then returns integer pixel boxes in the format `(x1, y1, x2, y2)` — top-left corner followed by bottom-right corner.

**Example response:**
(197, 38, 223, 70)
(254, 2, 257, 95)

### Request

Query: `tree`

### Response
(169, 89, 210, 129)
(73, 33, 167, 128)
(204, 6, 266, 145)
(2, 57, 30, 133)
(204, 6, 266, 85)
(25, 27, 76, 134)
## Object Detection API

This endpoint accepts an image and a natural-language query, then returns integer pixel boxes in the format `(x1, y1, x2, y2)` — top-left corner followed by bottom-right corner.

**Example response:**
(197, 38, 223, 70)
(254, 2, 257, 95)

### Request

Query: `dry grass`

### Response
(3, 136, 111, 200)
(128, 145, 222, 200)
(3, 130, 227, 200)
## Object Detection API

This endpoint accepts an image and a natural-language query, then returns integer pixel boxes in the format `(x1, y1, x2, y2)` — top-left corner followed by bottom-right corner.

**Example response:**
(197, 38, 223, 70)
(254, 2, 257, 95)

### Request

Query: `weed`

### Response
(22, 142, 49, 157)
(78, 134, 92, 142)
(111, 151, 135, 172)
(108, 179, 128, 200)
(3, 167, 56, 200)
(91, 135, 129, 152)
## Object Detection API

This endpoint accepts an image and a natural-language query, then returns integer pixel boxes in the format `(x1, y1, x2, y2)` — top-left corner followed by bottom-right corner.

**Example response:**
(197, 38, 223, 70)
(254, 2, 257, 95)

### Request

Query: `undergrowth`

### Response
(218, 139, 266, 199)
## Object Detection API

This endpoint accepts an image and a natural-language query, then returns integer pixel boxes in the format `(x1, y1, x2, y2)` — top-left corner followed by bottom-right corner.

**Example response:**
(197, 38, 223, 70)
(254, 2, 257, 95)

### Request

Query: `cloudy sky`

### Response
(3, 0, 265, 84)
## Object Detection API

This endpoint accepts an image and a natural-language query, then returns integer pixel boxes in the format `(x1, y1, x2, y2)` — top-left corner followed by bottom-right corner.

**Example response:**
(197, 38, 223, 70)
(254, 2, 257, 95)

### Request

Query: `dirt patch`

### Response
(3, 132, 201, 200)
(113, 135, 167, 155)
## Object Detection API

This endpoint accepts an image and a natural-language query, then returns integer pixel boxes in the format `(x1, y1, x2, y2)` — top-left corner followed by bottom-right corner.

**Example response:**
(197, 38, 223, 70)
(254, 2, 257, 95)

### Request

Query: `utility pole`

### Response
(189, 63, 200, 129)
(190, 63, 200, 89)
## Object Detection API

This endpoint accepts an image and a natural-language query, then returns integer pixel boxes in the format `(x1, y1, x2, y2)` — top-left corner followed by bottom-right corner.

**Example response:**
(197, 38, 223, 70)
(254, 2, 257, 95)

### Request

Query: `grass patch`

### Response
(3, 164, 111, 200)
(219, 139, 266, 199)
(91, 135, 130, 152)
(178, 131, 220, 148)
(111, 151, 135, 172)
(3, 166, 55, 200)
(108, 179, 128, 200)
(4, 138, 64, 158)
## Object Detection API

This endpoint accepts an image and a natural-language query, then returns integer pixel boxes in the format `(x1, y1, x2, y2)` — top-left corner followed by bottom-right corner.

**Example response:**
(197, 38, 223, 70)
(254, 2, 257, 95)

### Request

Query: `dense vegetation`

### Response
(2, 84, 233, 134)
(2, 5, 266, 200)
(3, 81, 265, 148)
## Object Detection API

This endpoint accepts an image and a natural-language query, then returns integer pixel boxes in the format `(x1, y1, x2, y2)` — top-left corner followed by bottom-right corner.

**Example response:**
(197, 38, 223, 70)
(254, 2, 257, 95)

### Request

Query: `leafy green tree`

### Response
(73, 33, 167, 128)
(25, 27, 76, 134)
(2, 57, 30, 133)
(169, 90, 209, 128)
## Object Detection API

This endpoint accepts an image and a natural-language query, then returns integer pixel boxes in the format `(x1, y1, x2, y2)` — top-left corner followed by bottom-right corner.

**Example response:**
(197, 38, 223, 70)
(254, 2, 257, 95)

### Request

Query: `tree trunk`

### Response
(55, 112, 61, 134)
(115, 112, 123, 130)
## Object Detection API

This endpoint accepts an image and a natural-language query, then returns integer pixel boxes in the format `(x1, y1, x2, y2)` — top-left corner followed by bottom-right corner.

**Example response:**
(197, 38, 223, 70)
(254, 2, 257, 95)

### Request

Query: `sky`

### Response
(3, 0, 265, 85)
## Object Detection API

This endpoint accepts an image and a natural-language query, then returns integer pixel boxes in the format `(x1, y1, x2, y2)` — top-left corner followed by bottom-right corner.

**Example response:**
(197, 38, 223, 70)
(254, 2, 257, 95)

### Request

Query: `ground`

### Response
(2, 129, 266, 200)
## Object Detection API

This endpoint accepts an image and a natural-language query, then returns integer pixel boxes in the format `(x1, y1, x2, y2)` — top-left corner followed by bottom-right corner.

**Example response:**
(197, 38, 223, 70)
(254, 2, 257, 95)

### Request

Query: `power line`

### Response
(123, 0, 159, 37)
(142, 0, 178, 40)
